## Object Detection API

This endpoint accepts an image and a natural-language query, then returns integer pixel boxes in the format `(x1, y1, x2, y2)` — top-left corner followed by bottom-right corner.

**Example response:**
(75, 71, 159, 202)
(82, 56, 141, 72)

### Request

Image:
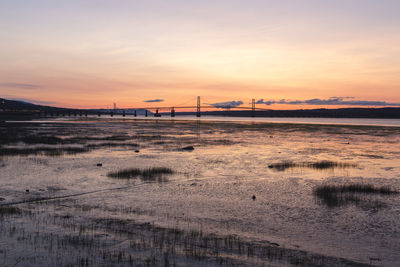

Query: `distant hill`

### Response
(0, 98, 152, 115)
(0, 98, 73, 112)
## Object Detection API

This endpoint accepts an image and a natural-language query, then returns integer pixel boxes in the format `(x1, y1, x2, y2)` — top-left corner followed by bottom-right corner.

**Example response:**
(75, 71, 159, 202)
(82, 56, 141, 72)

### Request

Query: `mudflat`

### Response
(1, 118, 399, 266)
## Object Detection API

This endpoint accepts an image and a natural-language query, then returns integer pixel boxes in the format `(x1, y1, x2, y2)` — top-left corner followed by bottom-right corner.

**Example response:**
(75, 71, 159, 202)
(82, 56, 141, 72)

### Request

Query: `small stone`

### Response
(134, 150, 140, 153)
(26, 189, 30, 193)
(97, 163, 102, 167)
(182, 146, 194, 151)
(252, 195, 256, 200)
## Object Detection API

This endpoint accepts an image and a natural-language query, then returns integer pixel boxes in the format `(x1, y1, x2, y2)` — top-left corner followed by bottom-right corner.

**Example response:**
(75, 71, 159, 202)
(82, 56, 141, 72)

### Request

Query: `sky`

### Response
(0, 0, 399, 109)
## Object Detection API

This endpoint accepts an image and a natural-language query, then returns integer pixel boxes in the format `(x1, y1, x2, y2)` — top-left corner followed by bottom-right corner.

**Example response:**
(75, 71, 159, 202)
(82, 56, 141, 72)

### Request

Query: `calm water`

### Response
(52, 115, 400, 127)
(11, 115, 400, 127)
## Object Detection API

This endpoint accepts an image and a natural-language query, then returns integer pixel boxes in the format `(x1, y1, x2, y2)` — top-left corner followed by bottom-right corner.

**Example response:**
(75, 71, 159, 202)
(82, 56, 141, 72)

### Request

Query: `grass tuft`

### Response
(107, 167, 174, 182)
(308, 161, 357, 170)
(107, 168, 142, 179)
(0, 143, 139, 157)
(0, 206, 21, 217)
(0, 147, 89, 156)
(268, 161, 356, 171)
(314, 184, 397, 196)
(268, 161, 296, 171)
(313, 184, 398, 208)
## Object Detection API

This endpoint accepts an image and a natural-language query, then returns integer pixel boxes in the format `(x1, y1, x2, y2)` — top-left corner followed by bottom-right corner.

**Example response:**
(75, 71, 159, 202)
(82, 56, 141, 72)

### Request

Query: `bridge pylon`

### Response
(196, 96, 201, 117)
(251, 99, 255, 117)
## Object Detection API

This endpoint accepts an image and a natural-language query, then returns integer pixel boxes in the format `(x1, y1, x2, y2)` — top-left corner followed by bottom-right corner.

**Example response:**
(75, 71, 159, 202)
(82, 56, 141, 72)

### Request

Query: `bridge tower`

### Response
(251, 99, 255, 117)
(196, 96, 201, 117)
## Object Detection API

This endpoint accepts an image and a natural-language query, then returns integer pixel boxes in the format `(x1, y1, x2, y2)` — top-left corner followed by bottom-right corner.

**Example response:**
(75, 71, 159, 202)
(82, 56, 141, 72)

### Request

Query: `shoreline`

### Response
(3, 115, 400, 128)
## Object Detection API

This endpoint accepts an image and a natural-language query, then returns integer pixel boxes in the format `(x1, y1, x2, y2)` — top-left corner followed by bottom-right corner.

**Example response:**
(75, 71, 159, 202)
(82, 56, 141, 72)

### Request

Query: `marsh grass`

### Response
(315, 184, 397, 195)
(88, 135, 129, 141)
(83, 217, 367, 266)
(313, 184, 398, 208)
(20, 135, 65, 145)
(0, 142, 139, 157)
(107, 168, 141, 179)
(0, 147, 89, 156)
(268, 160, 357, 171)
(0, 198, 372, 266)
(107, 167, 174, 182)
(0, 206, 21, 217)
(85, 142, 139, 148)
(1, 133, 131, 146)
(308, 161, 357, 169)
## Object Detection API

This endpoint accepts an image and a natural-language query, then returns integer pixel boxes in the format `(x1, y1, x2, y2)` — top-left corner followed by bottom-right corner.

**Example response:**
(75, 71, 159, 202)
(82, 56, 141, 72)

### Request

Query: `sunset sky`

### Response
(1, 0, 399, 109)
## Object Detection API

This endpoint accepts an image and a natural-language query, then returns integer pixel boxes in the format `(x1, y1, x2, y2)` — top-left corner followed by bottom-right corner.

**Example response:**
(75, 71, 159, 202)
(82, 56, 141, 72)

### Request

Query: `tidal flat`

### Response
(0, 118, 399, 266)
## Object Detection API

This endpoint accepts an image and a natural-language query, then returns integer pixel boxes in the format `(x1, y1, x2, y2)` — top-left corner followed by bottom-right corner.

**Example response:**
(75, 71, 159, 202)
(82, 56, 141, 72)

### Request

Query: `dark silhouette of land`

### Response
(1, 98, 400, 119)
(0, 98, 150, 119)
(0, 98, 83, 112)
(176, 108, 400, 118)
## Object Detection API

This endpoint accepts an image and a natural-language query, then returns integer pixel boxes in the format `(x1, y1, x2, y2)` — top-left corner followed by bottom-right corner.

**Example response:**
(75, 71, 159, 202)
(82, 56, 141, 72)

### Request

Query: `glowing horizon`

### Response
(1, 1, 399, 110)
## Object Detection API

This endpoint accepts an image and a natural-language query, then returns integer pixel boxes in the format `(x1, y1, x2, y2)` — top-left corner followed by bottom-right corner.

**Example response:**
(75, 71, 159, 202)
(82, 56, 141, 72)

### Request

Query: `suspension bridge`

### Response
(30, 97, 271, 118)
(114, 97, 264, 118)
(1, 97, 273, 119)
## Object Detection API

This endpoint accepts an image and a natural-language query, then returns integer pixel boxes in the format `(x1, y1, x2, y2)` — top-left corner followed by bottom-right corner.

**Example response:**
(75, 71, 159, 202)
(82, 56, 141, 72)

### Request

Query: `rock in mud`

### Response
(181, 146, 194, 151)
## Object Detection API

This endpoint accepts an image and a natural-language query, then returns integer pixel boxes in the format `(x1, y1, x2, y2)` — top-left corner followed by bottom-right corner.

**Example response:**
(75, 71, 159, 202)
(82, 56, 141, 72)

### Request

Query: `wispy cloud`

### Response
(256, 97, 400, 107)
(143, 99, 164, 103)
(0, 83, 42, 90)
(208, 100, 243, 109)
